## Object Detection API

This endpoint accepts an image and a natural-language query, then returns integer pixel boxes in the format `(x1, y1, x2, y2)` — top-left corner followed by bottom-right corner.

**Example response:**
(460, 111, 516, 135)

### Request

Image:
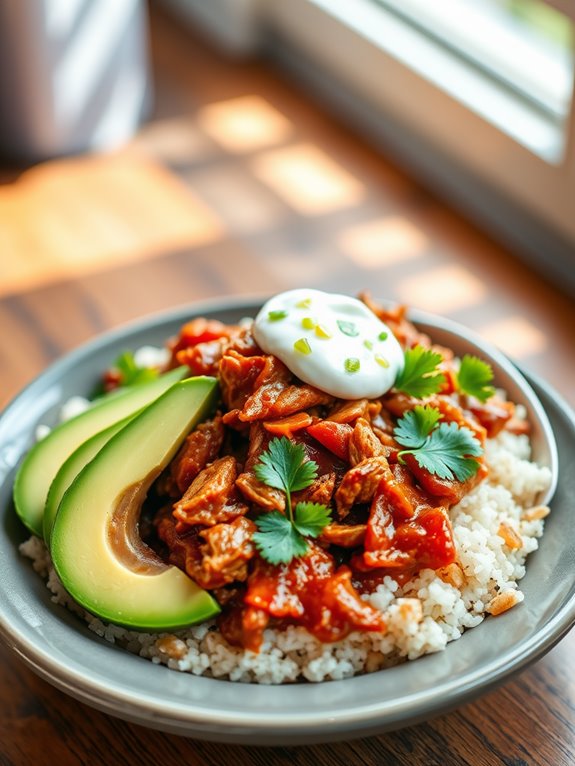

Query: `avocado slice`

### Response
(50, 376, 221, 631)
(14, 366, 188, 538)
(43, 416, 135, 545)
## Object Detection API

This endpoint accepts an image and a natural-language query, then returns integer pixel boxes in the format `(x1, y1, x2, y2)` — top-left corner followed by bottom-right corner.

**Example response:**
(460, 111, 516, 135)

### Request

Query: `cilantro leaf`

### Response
(393, 405, 442, 449)
(410, 422, 482, 481)
(91, 350, 159, 398)
(253, 512, 308, 565)
(254, 437, 318, 496)
(293, 502, 332, 538)
(456, 355, 495, 402)
(115, 351, 159, 387)
(394, 408, 483, 482)
(394, 346, 446, 398)
(252, 437, 325, 565)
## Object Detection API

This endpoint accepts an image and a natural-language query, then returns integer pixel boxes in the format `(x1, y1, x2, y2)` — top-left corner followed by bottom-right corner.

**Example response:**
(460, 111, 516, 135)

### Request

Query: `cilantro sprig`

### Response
(393, 346, 496, 404)
(114, 351, 159, 387)
(252, 437, 332, 565)
(456, 355, 495, 402)
(394, 346, 446, 398)
(92, 350, 160, 398)
(393, 404, 483, 482)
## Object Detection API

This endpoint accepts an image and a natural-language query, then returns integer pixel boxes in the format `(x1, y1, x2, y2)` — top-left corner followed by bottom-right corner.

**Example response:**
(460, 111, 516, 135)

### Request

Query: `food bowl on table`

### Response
(0, 295, 572, 746)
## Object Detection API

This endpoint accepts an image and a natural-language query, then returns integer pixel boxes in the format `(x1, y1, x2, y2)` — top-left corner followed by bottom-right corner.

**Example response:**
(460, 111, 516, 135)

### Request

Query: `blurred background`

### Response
(0, 0, 574, 407)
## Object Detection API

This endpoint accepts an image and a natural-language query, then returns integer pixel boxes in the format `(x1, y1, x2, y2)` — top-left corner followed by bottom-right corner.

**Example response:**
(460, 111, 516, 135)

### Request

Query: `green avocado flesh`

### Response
(13, 367, 188, 538)
(43, 416, 135, 545)
(50, 377, 221, 631)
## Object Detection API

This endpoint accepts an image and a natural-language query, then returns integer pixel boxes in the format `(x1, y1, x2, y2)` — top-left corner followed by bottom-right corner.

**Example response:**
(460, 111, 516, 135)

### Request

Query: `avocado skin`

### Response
(14, 366, 188, 537)
(50, 376, 221, 632)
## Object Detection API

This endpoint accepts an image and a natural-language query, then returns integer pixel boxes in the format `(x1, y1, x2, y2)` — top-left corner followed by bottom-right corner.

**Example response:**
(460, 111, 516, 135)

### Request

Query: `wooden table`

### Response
(1, 5, 573, 764)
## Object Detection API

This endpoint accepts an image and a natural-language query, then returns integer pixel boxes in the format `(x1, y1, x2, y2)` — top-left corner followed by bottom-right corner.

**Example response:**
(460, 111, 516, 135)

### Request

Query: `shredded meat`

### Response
(265, 384, 333, 419)
(163, 415, 224, 496)
(327, 399, 370, 423)
(292, 472, 336, 507)
(335, 456, 391, 517)
(219, 351, 266, 411)
(235, 423, 285, 511)
(348, 418, 390, 465)
(156, 513, 255, 589)
(196, 517, 256, 588)
(154, 506, 190, 571)
(239, 356, 292, 421)
(173, 456, 248, 527)
(224, 325, 262, 357)
(235, 471, 285, 511)
(320, 523, 366, 548)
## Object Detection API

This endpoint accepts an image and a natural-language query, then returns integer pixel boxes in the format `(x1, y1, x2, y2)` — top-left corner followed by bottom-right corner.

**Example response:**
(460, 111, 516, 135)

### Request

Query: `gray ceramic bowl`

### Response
(0, 296, 573, 746)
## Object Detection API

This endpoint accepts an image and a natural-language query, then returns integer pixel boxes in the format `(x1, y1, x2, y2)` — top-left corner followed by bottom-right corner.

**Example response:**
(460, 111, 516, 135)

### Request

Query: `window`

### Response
(379, 0, 575, 158)
(161, 0, 575, 294)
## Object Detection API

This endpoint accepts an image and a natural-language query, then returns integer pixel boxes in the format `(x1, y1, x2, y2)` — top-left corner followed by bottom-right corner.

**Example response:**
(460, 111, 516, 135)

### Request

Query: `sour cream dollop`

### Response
(253, 289, 404, 399)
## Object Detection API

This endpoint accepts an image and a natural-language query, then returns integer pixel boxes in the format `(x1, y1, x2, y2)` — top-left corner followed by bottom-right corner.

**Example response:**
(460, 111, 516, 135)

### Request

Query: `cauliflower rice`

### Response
(21, 418, 551, 684)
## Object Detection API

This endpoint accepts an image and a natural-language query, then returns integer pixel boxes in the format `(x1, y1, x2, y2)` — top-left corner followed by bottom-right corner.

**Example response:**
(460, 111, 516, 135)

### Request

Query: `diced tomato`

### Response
(392, 507, 457, 570)
(467, 399, 514, 438)
(307, 421, 353, 462)
(263, 412, 313, 438)
(402, 452, 488, 504)
(171, 318, 233, 355)
(439, 367, 458, 395)
(101, 368, 122, 393)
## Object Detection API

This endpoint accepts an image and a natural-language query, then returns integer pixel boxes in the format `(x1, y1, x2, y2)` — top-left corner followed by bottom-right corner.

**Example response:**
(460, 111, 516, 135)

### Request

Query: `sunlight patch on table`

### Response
(396, 265, 486, 313)
(197, 95, 294, 153)
(477, 316, 547, 358)
(251, 144, 365, 215)
(0, 152, 225, 297)
(128, 117, 217, 164)
(337, 216, 427, 268)
(188, 165, 284, 234)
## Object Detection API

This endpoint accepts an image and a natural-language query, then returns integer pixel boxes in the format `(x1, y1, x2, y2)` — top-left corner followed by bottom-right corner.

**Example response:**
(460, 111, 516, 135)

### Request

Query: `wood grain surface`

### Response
(0, 4, 573, 764)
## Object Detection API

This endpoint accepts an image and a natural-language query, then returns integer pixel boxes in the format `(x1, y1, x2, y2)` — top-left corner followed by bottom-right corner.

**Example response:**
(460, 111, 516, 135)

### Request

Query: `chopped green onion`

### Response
(296, 298, 312, 309)
(337, 320, 359, 337)
(301, 316, 315, 330)
(294, 338, 312, 355)
(378, 331, 388, 341)
(375, 355, 390, 368)
(269, 310, 288, 322)
(315, 324, 332, 339)
(364, 339, 374, 350)
(344, 357, 360, 373)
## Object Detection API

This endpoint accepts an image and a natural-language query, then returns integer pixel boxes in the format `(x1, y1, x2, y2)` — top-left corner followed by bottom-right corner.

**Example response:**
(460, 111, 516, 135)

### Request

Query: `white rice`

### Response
(133, 345, 171, 369)
(20, 427, 551, 684)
